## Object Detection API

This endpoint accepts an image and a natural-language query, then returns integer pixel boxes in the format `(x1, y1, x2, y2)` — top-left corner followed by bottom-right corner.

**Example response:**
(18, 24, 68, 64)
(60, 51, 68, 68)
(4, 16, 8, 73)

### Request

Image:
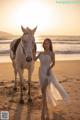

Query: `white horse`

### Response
(10, 26, 37, 103)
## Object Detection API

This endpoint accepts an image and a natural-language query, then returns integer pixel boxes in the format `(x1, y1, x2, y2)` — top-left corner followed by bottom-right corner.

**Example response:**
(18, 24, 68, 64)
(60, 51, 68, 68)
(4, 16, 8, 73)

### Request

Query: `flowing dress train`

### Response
(39, 53, 69, 107)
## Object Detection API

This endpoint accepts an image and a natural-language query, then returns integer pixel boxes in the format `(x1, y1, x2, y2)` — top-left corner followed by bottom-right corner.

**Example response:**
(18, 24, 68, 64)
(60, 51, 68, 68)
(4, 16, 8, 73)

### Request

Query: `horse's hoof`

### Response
(23, 86, 26, 90)
(13, 86, 17, 91)
(45, 116, 49, 120)
(19, 99, 24, 104)
(28, 97, 32, 103)
(41, 115, 45, 120)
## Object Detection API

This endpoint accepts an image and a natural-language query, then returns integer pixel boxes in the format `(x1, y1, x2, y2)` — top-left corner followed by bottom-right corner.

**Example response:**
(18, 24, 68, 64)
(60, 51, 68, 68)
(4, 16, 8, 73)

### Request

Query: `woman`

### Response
(34, 38, 69, 120)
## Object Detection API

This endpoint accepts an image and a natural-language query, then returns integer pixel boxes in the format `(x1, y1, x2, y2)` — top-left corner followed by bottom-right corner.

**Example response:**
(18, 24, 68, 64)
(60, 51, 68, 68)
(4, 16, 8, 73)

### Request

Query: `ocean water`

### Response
(0, 36, 80, 63)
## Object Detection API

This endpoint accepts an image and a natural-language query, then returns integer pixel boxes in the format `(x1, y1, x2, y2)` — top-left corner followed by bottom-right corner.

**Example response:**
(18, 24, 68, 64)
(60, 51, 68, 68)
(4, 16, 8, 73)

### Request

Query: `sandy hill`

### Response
(0, 31, 19, 40)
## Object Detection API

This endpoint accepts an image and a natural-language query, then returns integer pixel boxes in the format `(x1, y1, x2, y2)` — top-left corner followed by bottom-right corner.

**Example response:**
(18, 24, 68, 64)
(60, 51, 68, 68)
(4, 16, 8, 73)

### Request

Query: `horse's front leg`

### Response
(28, 70, 32, 103)
(18, 68, 24, 104)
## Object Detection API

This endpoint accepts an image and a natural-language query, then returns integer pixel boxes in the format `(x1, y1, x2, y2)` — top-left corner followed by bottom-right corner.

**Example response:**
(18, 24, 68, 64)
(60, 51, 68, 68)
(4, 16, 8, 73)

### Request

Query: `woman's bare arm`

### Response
(47, 52, 55, 75)
(49, 52, 55, 69)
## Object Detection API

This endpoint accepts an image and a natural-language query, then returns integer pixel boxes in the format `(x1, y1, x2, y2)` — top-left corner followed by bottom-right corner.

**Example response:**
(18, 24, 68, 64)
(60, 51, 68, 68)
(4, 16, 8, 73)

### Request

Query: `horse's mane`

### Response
(11, 38, 21, 55)
(34, 42, 37, 52)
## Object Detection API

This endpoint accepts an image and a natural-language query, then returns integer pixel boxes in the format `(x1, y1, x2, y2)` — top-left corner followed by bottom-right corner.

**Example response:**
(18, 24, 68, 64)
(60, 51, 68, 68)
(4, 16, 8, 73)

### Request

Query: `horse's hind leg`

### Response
(18, 69, 24, 104)
(14, 70, 17, 91)
(12, 60, 17, 91)
(28, 71, 32, 103)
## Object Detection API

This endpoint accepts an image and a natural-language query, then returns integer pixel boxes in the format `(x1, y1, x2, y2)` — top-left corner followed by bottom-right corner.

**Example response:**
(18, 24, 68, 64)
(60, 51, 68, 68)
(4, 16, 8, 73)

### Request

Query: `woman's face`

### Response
(43, 40, 50, 50)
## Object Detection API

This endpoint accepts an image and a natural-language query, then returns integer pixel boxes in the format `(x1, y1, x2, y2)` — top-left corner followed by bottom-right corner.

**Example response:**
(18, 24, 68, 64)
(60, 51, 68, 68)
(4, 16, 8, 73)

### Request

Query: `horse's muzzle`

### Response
(26, 56, 32, 62)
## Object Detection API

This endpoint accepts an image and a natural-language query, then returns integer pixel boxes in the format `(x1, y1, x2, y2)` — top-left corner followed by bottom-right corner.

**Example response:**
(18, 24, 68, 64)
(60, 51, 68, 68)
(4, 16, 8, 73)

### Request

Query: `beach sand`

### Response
(0, 60, 80, 120)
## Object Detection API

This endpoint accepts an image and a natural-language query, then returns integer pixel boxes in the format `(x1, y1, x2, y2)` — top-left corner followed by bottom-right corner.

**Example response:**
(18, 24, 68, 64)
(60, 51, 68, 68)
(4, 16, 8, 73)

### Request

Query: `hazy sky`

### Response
(0, 0, 80, 35)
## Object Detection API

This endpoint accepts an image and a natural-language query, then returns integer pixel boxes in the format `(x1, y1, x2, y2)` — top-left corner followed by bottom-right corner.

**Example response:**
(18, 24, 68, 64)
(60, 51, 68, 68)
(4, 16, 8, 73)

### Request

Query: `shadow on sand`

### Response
(12, 101, 34, 120)
(12, 103, 24, 120)
(53, 112, 65, 120)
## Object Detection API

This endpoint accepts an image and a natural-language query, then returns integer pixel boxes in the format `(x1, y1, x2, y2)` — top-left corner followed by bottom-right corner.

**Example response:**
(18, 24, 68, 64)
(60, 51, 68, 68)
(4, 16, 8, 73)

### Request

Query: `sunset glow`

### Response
(0, 0, 80, 35)
(11, 1, 53, 34)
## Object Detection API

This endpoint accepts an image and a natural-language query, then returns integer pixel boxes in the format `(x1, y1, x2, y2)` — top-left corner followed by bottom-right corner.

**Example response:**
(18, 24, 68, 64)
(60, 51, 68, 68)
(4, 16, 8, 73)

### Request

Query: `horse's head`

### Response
(21, 26, 37, 62)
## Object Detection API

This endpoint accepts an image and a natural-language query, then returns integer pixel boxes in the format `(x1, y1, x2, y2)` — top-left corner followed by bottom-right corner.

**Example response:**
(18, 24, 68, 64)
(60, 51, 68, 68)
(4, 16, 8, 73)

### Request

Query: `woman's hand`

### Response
(33, 52, 41, 61)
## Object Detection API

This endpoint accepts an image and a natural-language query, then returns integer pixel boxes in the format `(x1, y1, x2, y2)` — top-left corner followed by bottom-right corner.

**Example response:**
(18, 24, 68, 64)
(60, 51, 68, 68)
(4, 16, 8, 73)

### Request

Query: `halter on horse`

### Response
(10, 26, 37, 103)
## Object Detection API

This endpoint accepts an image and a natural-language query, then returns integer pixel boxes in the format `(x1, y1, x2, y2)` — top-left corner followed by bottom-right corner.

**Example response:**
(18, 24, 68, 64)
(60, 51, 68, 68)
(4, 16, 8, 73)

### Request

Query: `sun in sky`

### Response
(0, 0, 80, 35)
(10, 1, 54, 35)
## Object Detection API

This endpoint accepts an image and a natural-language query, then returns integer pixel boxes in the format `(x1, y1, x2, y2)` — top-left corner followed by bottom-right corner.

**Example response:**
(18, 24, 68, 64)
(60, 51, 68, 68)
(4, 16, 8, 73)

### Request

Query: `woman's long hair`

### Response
(42, 38, 53, 52)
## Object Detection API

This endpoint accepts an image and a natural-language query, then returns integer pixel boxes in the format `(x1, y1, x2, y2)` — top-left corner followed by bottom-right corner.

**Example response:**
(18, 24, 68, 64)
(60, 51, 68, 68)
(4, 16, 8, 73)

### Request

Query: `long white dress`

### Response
(39, 53, 69, 107)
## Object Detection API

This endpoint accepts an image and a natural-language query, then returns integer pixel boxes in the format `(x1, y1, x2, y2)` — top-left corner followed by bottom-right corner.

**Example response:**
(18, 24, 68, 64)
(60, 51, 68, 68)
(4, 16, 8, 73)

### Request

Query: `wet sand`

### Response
(0, 60, 80, 120)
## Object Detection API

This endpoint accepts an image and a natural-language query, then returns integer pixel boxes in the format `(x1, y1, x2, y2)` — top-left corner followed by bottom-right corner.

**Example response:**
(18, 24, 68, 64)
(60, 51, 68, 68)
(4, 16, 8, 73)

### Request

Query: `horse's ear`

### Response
(32, 26, 37, 34)
(21, 25, 27, 33)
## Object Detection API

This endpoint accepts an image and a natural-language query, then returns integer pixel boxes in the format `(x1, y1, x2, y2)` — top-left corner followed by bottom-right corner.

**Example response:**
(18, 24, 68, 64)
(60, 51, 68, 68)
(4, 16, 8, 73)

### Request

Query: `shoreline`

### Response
(0, 54, 80, 63)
